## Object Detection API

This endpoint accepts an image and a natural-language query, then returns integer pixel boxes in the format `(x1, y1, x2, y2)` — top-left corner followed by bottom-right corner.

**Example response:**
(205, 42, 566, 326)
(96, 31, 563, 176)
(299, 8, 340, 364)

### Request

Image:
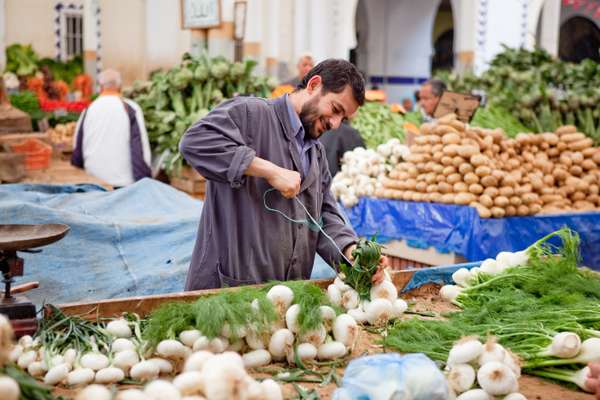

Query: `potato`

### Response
(570, 165, 583, 176)
(552, 168, 568, 181)
(412, 192, 424, 202)
(442, 166, 457, 176)
(571, 191, 586, 201)
(516, 204, 530, 216)
(432, 144, 444, 153)
(493, 196, 510, 208)
(592, 151, 600, 164)
(470, 154, 489, 167)
(582, 147, 596, 157)
(530, 176, 544, 191)
(491, 207, 506, 218)
(438, 114, 457, 124)
(470, 202, 492, 218)
(582, 159, 597, 171)
(401, 191, 412, 201)
(443, 144, 459, 157)
(449, 120, 466, 132)
(561, 132, 587, 143)
(541, 132, 559, 145)
(426, 184, 439, 193)
(436, 174, 447, 183)
(543, 174, 555, 186)
(442, 133, 461, 145)
(568, 138, 594, 151)
(432, 151, 444, 162)
(408, 166, 419, 178)
(447, 173, 462, 185)
(454, 192, 476, 205)
(479, 194, 494, 208)
(414, 135, 429, 145)
(570, 152, 584, 164)
(464, 173, 479, 185)
(469, 183, 484, 195)
(421, 122, 435, 135)
(506, 159, 521, 170)
(505, 205, 517, 216)
(522, 193, 539, 205)
(491, 169, 506, 180)
(441, 156, 454, 166)
(406, 179, 417, 190)
(438, 182, 453, 194)
(433, 124, 458, 136)
(556, 125, 577, 135)
(480, 175, 498, 188)
(453, 182, 468, 193)
(457, 145, 479, 158)
(510, 196, 523, 207)
(474, 165, 491, 178)
(458, 163, 474, 175)
(416, 173, 428, 182)
(590, 184, 599, 195)
(425, 173, 437, 184)
(540, 187, 555, 195)
(515, 184, 532, 196)
(588, 194, 599, 203)
(441, 193, 455, 204)
(430, 192, 443, 202)
(432, 163, 444, 174)
(529, 203, 542, 214)
(483, 187, 500, 198)
(583, 174, 597, 185)
(451, 156, 466, 168)
(573, 200, 596, 210)
(416, 181, 428, 192)
(541, 194, 563, 204)
(428, 135, 442, 144)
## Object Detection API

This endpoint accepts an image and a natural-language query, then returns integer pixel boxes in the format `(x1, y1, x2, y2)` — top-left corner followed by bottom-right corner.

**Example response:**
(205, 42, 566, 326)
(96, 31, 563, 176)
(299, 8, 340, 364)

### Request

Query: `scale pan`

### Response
(0, 224, 70, 251)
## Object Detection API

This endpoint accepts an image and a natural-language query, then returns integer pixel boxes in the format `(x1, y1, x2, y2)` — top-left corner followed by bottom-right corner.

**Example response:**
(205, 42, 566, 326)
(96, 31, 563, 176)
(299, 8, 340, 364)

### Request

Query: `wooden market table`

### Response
(51, 272, 593, 400)
(21, 158, 112, 189)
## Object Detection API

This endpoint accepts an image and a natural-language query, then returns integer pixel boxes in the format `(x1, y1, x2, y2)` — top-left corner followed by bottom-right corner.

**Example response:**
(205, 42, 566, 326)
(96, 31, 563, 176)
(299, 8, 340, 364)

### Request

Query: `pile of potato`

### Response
(376, 114, 600, 218)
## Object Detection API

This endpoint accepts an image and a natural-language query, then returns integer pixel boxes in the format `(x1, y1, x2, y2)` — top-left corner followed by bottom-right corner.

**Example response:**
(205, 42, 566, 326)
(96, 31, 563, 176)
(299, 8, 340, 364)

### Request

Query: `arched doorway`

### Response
(559, 16, 600, 63)
(431, 0, 454, 72)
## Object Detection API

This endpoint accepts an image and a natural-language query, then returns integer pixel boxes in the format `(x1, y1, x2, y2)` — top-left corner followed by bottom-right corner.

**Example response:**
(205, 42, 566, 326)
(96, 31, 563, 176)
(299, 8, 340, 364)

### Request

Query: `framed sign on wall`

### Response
(180, 0, 222, 29)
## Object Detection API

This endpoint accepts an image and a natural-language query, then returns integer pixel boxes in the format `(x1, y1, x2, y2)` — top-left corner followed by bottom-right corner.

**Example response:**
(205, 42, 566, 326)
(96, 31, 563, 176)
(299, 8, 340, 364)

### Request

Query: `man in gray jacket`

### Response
(180, 59, 381, 290)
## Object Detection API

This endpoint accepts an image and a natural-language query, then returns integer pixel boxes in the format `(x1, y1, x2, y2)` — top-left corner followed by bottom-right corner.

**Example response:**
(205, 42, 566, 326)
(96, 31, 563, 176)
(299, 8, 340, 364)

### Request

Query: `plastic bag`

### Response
(333, 353, 449, 400)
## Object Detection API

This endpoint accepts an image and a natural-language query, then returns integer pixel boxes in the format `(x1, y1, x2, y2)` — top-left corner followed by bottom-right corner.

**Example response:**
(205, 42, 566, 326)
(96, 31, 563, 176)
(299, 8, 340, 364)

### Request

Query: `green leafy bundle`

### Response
(339, 238, 383, 299)
(125, 52, 278, 174)
(350, 102, 407, 148)
(437, 46, 600, 143)
(385, 228, 600, 388)
(5, 44, 39, 76)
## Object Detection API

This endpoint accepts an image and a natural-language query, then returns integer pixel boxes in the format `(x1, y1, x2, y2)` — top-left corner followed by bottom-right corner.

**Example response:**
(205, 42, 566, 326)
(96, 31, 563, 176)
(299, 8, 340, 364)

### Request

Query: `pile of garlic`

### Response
(447, 337, 525, 400)
(440, 249, 530, 304)
(73, 352, 282, 400)
(331, 140, 410, 208)
(326, 272, 408, 326)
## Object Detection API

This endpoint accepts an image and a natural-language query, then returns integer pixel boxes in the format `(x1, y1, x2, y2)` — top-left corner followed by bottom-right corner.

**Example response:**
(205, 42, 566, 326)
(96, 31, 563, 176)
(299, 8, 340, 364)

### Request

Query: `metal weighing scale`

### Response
(0, 224, 70, 336)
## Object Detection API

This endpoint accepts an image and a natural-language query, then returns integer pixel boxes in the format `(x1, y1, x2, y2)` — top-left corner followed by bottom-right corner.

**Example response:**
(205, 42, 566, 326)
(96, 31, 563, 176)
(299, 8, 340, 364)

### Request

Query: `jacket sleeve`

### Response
(316, 146, 358, 267)
(179, 99, 256, 188)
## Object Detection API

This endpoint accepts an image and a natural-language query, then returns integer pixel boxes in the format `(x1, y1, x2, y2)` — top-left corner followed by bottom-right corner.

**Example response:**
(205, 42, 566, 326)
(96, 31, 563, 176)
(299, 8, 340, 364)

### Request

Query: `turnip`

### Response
(269, 329, 294, 361)
(447, 337, 483, 366)
(50, 354, 66, 369)
(106, 318, 132, 338)
(365, 298, 393, 325)
(299, 325, 327, 347)
(116, 389, 149, 400)
(147, 357, 173, 374)
(183, 350, 214, 372)
(67, 368, 95, 387)
(456, 389, 490, 400)
(447, 363, 476, 394)
(130, 360, 160, 381)
(341, 289, 360, 310)
(95, 366, 125, 384)
(478, 338, 507, 366)
(44, 363, 70, 385)
(18, 335, 33, 349)
(242, 349, 272, 368)
(113, 349, 139, 372)
(347, 308, 368, 324)
(266, 285, 294, 314)
(504, 394, 527, 400)
(477, 361, 518, 395)
(391, 298, 408, 318)
(261, 378, 283, 400)
(144, 379, 181, 400)
(334, 275, 351, 292)
(317, 341, 347, 360)
(76, 384, 112, 400)
(285, 304, 301, 333)
(8, 344, 22, 362)
(221, 323, 246, 339)
(480, 258, 500, 275)
(370, 280, 397, 302)
(179, 330, 203, 347)
(192, 336, 210, 351)
(503, 350, 522, 378)
(327, 284, 342, 307)
(63, 348, 78, 366)
(533, 337, 600, 367)
(80, 352, 110, 371)
(173, 371, 204, 395)
(539, 331, 581, 358)
(452, 268, 472, 287)
(333, 314, 358, 347)
(157, 339, 189, 359)
(319, 306, 337, 331)
(245, 329, 268, 350)
(27, 360, 47, 377)
(17, 350, 37, 369)
(111, 338, 136, 353)
(208, 337, 229, 353)
(241, 376, 264, 400)
(0, 376, 20, 400)
(201, 353, 247, 400)
(440, 285, 463, 303)
(286, 343, 317, 364)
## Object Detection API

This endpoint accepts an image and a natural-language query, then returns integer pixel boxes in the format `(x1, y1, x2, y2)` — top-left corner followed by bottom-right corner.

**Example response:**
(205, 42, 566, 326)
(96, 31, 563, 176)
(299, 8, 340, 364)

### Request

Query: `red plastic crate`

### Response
(10, 138, 52, 170)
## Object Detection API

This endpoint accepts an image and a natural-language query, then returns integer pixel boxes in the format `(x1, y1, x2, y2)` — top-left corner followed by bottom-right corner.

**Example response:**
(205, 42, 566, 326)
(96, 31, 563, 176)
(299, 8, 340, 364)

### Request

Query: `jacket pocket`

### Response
(217, 263, 256, 288)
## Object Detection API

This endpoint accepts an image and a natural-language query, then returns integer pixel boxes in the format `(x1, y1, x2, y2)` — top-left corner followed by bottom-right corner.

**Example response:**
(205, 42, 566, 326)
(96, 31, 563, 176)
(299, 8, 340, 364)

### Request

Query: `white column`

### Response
(525, 0, 545, 50)
(333, 0, 358, 60)
(539, 0, 560, 57)
(308, 0, 332, 62)
(244, 0, 263, 72)
(83, 0, 99, 83)
(452, 0, 478, 74)
(292, 0, 309, 61)
(0, 0, 5, 71)
(265, 0, 280, 75)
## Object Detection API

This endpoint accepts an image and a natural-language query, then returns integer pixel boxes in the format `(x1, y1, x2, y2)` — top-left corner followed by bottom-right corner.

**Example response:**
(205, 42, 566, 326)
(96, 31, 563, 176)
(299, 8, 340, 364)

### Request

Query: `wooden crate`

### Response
(170, 166, 206, 199)
(382, 239, 467, 271)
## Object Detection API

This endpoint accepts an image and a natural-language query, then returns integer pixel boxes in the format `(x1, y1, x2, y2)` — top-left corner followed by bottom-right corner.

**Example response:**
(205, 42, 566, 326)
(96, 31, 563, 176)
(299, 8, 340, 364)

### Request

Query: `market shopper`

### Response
(71, 69, 151, 187)
(283, 53, 315, 88)
(418, 79, 446, 120)
(180, 59, 386, 290)
(319, 121, 365, 176)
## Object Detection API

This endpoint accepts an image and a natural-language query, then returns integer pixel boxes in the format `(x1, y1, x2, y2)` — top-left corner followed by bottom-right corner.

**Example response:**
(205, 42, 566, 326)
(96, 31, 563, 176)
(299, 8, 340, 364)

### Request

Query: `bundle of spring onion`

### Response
(327, 238, 408, 326)
(385, 228, 600, 394)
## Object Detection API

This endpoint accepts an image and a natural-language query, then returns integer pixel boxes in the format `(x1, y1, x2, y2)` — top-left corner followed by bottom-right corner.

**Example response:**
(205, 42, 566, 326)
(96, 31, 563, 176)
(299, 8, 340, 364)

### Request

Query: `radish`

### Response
(113, 349, 139, 372)
(80, 352, 110, 371)
(539, 331, 582, 358)
(157, 339, 188, 359)
(130, 360, 160, 381)
(269, 329, 294, 361)
(95, 366, 125, 384)
(106, 318, 132, 338)
(266, 285, 294, 314)
(317, 341, 347, 360)
(147, 357, 173, 374)
(179, 330, 203, 347)
(67, 368, 95, 387)
(333, 314, 358, 347)
(242, 349, 272, 368)
(447, 337, 483, 366)
(370, 280, 398, 302)
(111, 338, 136, 353)
(447, 363, 476, 394)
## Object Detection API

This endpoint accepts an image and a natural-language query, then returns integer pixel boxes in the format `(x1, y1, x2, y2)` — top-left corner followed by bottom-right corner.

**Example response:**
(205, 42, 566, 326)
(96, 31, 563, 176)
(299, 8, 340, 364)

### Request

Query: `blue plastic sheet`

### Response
(344, 198, 600, 269)
(0, 179, 202, 306)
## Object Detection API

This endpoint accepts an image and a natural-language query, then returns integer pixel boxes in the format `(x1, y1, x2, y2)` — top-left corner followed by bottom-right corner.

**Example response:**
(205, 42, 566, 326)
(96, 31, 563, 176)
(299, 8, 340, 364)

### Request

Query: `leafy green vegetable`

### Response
(471, 105, 531, 137)
(339, 238, 383, 299)
(350, 102, 407, 148)
(9, 90, 47, 130)
(5, 44, 39, 76)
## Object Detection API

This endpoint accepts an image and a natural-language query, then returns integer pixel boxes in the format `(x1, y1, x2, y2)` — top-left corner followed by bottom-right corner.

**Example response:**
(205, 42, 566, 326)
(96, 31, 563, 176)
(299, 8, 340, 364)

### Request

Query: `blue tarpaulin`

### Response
(0, 179, 202, 305)
(344, 198, 600, 269)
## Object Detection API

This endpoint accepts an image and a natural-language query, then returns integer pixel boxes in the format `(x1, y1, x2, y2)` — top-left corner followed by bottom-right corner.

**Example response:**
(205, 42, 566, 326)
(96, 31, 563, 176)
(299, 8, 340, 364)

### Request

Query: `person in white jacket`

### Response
(71, 69, 151, 187)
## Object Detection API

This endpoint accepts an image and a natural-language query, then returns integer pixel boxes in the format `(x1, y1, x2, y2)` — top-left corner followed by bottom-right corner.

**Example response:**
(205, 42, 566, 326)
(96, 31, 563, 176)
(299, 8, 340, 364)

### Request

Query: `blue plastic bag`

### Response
(333, 353, 449, 400)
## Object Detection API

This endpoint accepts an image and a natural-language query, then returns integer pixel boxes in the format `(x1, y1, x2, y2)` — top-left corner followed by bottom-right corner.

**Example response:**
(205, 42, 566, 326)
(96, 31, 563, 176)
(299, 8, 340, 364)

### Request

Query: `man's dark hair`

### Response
(424, 79, 447, 97)
(297, 59, 365, 106)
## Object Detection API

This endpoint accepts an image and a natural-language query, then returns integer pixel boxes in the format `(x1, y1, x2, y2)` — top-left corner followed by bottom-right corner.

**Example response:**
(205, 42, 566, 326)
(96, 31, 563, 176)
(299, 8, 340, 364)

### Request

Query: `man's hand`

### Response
(343, 244, 389, 285)
(587, 363, 600, 398)
(267, 166, 301, 199)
